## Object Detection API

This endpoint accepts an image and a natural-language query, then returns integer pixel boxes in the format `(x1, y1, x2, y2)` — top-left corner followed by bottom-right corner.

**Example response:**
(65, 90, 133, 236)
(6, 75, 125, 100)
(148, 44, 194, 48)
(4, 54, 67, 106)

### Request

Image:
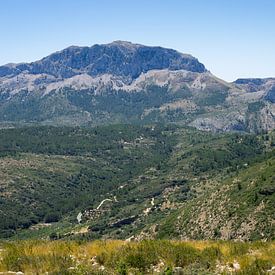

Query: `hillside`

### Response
(158, 151, 275, 241)
(0, 124, 274, 241)
(0, 124, 175, 238)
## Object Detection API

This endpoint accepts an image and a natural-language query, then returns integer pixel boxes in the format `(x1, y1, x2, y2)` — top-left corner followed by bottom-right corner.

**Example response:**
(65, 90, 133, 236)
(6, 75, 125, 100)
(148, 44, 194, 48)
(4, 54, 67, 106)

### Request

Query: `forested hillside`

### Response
(0, 124, 274, 241)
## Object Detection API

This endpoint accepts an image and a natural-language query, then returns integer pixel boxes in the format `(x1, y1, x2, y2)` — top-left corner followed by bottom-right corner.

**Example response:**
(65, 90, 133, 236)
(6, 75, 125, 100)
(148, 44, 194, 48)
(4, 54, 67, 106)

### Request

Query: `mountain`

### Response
(0, 41, 274, 133)
(234, 77, 275, 103)
(0, 41, 206, 80)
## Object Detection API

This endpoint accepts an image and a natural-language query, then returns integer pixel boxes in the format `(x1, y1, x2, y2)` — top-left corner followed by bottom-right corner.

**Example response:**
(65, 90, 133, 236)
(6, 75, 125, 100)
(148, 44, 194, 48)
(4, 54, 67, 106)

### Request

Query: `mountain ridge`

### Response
(0, 41, 274, 133)
(0, 41, 206, 80)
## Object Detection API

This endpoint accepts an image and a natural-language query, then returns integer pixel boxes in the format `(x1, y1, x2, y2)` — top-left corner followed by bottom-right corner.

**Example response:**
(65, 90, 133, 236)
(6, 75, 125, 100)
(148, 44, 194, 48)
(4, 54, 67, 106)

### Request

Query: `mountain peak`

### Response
(108, 40, 141, 48)
(0, 41, 207, 79)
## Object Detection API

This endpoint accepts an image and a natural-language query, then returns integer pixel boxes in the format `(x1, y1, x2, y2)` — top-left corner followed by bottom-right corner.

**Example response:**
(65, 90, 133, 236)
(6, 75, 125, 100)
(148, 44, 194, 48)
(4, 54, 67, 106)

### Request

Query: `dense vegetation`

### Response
(0, 124, 175, 238)
(0, 86, 196, 125)
(0, 124, 274, 241)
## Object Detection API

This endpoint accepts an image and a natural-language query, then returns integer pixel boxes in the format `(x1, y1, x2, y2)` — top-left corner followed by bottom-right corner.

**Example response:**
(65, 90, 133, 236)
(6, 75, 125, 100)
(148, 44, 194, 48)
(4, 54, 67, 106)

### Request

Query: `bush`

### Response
(173, 244, 200, 267)
(240, 258, 273, 274)
(45, 212, 60, 223)
(116, 261, 128, 275)
(200, 246, 222, 269)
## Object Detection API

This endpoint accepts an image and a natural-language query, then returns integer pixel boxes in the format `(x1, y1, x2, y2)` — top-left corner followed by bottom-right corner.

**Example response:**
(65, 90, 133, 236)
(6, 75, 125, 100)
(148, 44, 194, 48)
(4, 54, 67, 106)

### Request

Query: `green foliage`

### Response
(116, 261, 128, 275)
(173, 145, 275, 241)
(192, 133, 264, 173)
(0, 124, 176, 238)
(200, 247, 222, 269)
(0, 125, 273, 241)
(156, 211, 179, 239)
(193, 88, 228, 106)
(239, 258, 273, 275)
(164, 266, 173, 275)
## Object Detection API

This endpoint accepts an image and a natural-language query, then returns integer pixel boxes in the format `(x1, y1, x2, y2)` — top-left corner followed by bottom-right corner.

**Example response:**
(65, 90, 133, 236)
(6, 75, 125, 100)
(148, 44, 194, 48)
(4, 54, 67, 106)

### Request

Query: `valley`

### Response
(0, 124, 273, 242)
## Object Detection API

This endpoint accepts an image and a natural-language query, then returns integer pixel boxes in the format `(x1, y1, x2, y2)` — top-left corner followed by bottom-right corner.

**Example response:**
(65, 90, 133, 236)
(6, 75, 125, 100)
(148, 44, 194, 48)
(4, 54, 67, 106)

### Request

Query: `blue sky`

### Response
(1, 0, 274, 81)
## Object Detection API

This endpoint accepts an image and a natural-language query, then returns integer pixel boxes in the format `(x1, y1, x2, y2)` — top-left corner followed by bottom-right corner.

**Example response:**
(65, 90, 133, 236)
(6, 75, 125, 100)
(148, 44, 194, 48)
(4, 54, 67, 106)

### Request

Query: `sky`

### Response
(1, 0, 275, 81)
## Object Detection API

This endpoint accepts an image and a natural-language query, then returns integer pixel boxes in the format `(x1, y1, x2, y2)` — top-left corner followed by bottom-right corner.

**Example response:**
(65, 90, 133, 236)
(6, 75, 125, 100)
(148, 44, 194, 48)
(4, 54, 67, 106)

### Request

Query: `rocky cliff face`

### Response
(234, 78, 275, 103)
(0, 41, 274, 133)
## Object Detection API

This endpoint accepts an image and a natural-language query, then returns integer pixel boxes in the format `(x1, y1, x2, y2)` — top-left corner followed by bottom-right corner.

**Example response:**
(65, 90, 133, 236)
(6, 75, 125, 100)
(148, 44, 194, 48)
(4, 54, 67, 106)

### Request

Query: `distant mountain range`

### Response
(0, 41, 274, 132)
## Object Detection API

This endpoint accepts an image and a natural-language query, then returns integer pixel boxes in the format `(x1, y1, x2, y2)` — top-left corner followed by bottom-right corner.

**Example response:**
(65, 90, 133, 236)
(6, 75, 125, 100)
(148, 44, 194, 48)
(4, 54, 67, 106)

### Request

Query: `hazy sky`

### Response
(1, 0, 274, 81)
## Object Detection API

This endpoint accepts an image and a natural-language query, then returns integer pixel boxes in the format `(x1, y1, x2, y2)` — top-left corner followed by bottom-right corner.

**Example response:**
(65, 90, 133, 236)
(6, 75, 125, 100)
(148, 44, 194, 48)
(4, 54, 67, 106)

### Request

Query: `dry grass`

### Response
(0, 240, 274, 274)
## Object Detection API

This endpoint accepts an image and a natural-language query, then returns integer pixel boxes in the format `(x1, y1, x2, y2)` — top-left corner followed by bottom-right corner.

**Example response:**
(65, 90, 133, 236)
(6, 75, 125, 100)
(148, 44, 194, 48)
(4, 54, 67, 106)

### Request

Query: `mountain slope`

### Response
(0, 125, 274, 241)
(158, 151, 275, 241)
(0, 41, 274, 133)
(234, 77, 275, 103)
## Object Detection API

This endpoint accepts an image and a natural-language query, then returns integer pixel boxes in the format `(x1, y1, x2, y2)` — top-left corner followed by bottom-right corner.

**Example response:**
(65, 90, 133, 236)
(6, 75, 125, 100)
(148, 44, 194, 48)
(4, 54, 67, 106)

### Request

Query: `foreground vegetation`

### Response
(0, 240, 274, 274)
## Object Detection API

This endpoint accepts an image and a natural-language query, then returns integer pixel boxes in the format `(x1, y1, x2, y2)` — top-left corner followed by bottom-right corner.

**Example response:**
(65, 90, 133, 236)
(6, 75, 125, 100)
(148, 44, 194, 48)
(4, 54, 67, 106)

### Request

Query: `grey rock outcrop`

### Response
(0, 41, 206, 81)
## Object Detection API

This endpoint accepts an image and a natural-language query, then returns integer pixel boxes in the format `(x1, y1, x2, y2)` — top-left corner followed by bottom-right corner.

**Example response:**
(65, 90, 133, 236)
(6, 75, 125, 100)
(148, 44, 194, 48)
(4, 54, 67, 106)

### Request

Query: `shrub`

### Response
(45, 212, 60, 223)
(116, 261, 128, 275)
(239, 258, 273, 274)
(200, 246, 222, 269)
